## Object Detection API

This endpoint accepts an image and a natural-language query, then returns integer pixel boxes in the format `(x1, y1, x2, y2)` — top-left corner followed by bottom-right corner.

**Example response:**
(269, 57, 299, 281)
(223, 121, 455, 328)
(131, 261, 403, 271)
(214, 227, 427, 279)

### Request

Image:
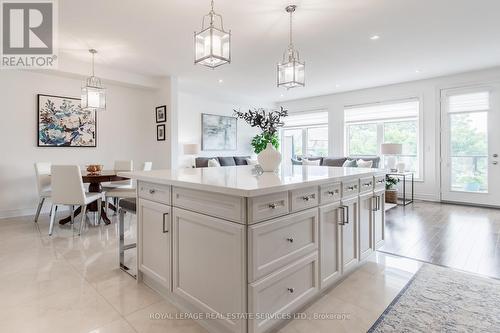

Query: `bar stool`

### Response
(118, 197, 137, 278)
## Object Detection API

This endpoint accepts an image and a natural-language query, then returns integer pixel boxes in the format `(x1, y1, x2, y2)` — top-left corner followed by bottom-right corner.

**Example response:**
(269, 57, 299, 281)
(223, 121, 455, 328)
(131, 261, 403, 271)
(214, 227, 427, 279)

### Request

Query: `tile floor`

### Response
(0, 211, 422, 333)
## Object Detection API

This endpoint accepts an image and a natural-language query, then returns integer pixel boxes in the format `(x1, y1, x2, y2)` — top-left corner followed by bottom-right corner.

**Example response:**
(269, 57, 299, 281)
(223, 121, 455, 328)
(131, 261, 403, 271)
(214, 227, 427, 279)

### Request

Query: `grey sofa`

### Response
(292, 156, 381, 168)
(195, 156, 251, 168)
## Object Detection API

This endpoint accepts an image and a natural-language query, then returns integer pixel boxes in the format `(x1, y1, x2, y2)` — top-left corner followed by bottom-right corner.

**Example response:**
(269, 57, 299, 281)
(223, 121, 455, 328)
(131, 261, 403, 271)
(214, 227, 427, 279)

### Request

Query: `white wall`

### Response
(177, 91, 261, 167)
(280, 67, 500, 201)
(0, 70, 172, 218)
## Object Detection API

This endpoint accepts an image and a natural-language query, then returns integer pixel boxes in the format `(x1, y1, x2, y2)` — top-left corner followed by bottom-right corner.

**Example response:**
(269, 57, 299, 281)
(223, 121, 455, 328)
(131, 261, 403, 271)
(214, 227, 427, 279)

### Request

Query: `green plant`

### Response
(251, 132, 279, 154)
(457, 174, 483, 184)
(386, 176, 400, 190)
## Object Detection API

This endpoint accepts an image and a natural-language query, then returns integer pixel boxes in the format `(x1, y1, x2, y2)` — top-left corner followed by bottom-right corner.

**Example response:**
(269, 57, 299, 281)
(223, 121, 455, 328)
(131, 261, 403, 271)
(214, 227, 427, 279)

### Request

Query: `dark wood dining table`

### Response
(59, 170, 130, 225)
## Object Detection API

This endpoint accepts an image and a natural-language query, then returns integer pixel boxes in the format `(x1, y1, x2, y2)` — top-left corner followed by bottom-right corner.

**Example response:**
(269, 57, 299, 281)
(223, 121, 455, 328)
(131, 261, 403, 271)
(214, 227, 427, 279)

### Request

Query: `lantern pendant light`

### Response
(277, 5, 305, 89)
(81, 49, 106, 111)
(194, 0, 231, 68)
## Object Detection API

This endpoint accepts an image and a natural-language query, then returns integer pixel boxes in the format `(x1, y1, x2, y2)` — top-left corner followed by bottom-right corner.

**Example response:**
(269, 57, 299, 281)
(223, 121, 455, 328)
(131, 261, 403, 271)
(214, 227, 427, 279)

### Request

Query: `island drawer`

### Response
(173, 187, 246, 223)
(247, 191, 289, 223)
(374, 175, 386, 190)
(341, 179, 359, 199)
(248, 208, 318, 281)
(290, 186, 319, 212)
(359, 176, 374, 194)
(248, 252, 319, 333)
(319, 182, 341, 204)
(138, 182, 171, 205)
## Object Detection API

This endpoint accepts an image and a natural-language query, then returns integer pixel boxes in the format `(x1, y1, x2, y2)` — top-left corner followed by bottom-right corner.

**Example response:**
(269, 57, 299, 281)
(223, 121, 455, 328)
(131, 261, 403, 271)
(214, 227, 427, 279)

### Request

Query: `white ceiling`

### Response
(59, 0, 500, 103)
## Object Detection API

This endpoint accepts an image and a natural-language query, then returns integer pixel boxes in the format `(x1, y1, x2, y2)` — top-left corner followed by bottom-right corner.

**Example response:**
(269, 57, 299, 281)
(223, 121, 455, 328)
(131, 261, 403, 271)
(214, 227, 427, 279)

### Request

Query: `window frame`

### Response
(281, 124, 329, 158)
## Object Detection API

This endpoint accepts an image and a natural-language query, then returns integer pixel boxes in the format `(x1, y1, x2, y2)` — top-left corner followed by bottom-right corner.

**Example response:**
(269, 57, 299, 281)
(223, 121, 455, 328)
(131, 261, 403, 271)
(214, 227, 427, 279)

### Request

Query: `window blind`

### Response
(448, 91, 489, 113)
(284, 111, 328, 127)
(344, 99, 419, 123)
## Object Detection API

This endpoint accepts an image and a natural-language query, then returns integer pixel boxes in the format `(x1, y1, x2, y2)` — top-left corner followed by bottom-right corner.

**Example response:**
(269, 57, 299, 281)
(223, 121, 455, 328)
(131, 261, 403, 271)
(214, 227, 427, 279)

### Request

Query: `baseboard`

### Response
(0, 205, 68, 220)
(413, 193, 440, 202)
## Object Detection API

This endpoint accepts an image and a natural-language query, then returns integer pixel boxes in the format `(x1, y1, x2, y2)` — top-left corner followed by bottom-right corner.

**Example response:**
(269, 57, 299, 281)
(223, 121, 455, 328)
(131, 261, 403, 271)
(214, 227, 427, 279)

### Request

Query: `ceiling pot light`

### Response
(194, 0, 231, 69)
(81, 49, 106, 111)
(370, 35, 380, 40)
(277, 5, 305, 89)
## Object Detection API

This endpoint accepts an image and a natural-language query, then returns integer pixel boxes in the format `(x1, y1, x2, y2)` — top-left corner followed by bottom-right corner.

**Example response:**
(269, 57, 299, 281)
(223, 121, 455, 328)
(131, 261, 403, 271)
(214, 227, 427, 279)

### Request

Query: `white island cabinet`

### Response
(120, 165, 386, 333)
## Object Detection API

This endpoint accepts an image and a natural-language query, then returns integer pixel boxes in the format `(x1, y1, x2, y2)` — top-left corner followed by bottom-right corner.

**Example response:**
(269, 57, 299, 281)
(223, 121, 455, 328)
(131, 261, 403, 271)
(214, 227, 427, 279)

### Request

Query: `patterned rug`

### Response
(368, 263, 500, 332)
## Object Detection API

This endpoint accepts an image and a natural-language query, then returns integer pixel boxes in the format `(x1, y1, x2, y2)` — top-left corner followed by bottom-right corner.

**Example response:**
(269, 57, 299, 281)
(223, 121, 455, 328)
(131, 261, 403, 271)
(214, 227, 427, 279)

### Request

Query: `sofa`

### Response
(195, 156, 251, 168)
(292, 156, 381, 168)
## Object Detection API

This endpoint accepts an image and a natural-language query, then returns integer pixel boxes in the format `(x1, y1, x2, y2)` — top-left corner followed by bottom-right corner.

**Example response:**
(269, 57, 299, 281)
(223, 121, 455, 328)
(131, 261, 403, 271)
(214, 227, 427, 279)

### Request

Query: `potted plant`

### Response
(385, 175, 400, 204)
(234, 107, 288, 171)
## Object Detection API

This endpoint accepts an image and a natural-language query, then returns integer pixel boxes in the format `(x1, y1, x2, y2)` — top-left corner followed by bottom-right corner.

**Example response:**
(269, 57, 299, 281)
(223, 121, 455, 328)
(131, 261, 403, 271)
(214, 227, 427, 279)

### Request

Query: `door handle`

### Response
(162, 212, 169, 233)
(493, 153, 498, 158)
(493, 161, 499, 165)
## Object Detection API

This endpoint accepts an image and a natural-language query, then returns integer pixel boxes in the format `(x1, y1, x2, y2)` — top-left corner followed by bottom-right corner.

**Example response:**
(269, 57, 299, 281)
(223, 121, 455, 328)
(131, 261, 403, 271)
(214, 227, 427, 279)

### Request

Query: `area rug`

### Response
(368, 263, 500, 332)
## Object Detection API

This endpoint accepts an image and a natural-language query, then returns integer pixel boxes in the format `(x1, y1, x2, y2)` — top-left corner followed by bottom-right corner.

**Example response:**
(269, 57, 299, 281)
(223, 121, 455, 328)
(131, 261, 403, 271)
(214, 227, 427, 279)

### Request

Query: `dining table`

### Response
(58, 170, 130, 225)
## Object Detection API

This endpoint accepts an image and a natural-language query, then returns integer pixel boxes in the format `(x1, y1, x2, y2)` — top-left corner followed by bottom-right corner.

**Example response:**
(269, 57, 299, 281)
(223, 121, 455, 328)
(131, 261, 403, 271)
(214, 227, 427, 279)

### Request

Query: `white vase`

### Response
(257, 143, 282, 172)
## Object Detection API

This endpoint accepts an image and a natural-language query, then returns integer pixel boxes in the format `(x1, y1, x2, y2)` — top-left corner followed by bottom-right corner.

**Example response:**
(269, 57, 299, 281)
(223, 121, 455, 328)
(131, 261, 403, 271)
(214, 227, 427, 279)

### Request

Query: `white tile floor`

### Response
(0, 212, 422, 333)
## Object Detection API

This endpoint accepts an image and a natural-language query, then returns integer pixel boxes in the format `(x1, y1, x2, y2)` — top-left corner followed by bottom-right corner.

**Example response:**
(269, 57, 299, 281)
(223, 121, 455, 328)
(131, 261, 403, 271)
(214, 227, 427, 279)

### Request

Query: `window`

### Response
(281, 111, 329, 163)
(344, 99, 421, 178)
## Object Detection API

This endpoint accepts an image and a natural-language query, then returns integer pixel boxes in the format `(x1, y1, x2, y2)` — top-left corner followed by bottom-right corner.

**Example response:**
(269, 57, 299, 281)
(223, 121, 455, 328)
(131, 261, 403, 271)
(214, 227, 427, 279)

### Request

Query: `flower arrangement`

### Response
(233, 107, 288, 154)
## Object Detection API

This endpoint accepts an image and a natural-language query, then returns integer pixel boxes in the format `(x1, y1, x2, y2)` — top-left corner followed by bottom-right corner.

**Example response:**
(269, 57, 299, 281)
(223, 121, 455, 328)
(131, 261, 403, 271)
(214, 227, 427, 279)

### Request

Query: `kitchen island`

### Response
(120, 165, 386, 333)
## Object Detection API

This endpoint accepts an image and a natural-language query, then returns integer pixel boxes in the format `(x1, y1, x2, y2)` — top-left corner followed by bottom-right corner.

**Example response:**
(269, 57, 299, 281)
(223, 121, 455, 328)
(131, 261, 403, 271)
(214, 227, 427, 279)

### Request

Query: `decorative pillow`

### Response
(302, 158, 321, 166)
(356, 159, 373, 168)
(207, 158, 221, 167)
(342, 159, 357, 167)
(245, 158, 258, 165)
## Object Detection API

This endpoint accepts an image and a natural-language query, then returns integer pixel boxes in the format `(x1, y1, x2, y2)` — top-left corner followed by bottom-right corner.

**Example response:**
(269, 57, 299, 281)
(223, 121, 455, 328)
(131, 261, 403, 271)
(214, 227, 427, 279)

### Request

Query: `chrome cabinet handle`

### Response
(327, 189, 339, 196)
(268, 203, 277, 209)
(347, 186, 354, 191)
(149, 189, 156, 194)
(162, 213, 169, 233)
(372, 197, 378, 211)
(286, 237, 294, 243)
(302, 194, 315, 201)
(287, 287, 295, 294)
(302, 196, 310, 201)
(363, 182, 372, 187)
(339, 205, 349, 225)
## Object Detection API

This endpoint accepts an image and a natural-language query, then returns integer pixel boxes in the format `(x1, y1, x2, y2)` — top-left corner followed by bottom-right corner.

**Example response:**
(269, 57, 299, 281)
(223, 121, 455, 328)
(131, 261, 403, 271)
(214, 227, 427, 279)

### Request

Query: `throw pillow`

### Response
(302, 158, 321, 166)
(245, 158, 258, 165)
(342, 159, 357, 167)
(356, 159, 373, 168)
(207, 158, 221, 167)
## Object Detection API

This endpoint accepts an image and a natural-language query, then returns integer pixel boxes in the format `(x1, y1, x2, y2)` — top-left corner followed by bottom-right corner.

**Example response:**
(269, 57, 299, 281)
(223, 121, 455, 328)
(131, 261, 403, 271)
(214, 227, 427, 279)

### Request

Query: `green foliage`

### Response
(450, 114, 487, 156)
(386, 176, 400, 190)
(348, 123, 378, 155)
(251, 132, 279, 154)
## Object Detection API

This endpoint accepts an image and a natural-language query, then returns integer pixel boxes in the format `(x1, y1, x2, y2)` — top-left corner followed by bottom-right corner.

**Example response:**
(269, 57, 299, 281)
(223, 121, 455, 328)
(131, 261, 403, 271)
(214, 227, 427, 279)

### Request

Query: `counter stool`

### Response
(119, 198, 137, 278)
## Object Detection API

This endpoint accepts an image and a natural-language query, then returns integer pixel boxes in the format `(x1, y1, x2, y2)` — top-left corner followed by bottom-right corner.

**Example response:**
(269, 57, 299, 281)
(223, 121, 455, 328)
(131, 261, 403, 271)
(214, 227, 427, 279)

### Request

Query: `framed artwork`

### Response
(157, 124, 166, 141)
(201, 113, 237, 151)
(156, 105, 167, 123)
(37, 94, 96, 147)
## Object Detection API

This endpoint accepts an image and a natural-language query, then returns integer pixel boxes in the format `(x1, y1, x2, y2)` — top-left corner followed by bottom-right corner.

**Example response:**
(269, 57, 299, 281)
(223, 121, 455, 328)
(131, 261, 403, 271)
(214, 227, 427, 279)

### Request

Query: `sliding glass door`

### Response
(441, 86, 500, 206)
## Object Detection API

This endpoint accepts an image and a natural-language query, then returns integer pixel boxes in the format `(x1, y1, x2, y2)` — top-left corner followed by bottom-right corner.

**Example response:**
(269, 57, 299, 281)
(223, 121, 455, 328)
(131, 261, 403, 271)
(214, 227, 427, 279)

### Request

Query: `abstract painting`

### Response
(201, 113, 237, 150)
(37, 94, 96, 147)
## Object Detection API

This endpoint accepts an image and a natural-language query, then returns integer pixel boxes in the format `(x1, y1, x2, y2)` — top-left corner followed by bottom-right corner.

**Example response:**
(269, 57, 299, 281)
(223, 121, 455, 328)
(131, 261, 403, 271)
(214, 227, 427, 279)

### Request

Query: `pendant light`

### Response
(81, 49, 106, 111)
(277, 5, 305, 89)
(194, 0, 231, 68)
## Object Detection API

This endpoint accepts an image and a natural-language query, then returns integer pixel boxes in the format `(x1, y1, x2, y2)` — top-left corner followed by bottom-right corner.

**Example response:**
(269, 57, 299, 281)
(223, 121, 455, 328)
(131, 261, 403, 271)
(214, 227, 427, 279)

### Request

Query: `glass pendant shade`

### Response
(82, 49, 106, 111)
(194, 1, 231, 68)
(277, 5, 305, 89)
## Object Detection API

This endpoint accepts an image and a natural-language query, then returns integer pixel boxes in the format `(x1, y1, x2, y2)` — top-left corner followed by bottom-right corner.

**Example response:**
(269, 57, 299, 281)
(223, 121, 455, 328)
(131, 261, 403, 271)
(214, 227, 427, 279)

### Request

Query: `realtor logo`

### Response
(1, 0, 58, 68)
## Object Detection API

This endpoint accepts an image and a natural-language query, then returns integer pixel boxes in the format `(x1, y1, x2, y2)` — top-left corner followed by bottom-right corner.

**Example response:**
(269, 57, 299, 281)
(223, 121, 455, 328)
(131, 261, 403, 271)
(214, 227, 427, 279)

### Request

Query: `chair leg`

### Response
(105, 196, 109, 213)
(48, 205, 57, 236)
(70, 205, 75, 234)
(79, 205, 87, 236)
(114, 197, 118, 216)
(34, 197, 45, 222)
(49, 204, 53, 217)
(97, 198, 102, 225)
(119, 207, 125, 268)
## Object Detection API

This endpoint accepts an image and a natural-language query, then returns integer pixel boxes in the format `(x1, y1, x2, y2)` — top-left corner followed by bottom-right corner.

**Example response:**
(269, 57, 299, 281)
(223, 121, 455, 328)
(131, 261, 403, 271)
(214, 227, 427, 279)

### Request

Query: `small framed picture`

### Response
(157, 124, 166, 141)
(156, 105, 167, 123)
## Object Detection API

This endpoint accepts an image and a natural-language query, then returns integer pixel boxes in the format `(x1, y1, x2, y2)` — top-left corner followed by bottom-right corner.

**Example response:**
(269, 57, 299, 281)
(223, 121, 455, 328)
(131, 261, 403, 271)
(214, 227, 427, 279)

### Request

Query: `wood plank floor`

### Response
(380, 201, 500, 279)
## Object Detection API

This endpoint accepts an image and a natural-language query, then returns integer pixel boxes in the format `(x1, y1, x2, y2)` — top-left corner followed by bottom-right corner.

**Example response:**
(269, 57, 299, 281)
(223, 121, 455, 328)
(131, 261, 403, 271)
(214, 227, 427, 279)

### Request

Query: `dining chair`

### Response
(106, 160, 134, 189)
(34, 162, 52, 222)
(105, 162, 152, 214)
(49, 165, 104, 236)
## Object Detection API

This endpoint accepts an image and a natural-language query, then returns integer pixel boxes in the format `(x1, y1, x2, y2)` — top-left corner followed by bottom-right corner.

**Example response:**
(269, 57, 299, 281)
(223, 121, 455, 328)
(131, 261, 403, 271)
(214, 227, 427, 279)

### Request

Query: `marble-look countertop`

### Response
(119, 165, 386, 197)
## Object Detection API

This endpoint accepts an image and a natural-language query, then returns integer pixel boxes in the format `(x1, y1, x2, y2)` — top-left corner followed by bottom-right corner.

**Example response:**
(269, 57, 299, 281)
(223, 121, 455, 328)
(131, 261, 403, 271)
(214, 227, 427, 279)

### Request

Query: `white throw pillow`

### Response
(302, 158, 321, 166)
(207, 158, 221, 167)
(356, 159, 373, 168)
(245, 158, 258, 165)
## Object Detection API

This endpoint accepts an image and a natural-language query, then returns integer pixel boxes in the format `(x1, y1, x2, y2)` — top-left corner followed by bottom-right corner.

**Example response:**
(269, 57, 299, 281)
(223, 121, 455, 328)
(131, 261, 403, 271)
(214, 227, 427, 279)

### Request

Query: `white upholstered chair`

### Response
(49, 165, 104, 236)
(34, 162, 52, 222)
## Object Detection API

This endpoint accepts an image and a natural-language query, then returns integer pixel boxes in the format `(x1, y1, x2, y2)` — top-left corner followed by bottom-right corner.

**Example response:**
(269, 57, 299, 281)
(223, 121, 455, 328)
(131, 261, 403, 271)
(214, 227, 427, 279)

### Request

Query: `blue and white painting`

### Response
(38, 94, 96, 147)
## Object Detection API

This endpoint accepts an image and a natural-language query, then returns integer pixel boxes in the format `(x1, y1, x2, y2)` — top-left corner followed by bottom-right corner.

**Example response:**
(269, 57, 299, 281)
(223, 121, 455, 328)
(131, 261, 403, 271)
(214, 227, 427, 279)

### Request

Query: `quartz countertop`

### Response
(119, 165, 386, 197)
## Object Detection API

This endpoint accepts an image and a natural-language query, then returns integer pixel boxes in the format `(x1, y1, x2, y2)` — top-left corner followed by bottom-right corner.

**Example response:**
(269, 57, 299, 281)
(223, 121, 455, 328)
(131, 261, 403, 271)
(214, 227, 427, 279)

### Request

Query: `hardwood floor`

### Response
(380, 201, 500, 279)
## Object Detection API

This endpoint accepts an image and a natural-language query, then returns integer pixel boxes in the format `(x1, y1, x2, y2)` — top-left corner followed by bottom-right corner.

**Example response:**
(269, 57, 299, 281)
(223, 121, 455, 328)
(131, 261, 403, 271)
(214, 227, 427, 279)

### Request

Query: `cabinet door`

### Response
(358, 193, 374, 261)
(138, 199, 171, 290)
(172, 208, 246, 333)
(319, 202, 341, 289)
(373, 190, 385, 249)
(340, 197, 359, 273)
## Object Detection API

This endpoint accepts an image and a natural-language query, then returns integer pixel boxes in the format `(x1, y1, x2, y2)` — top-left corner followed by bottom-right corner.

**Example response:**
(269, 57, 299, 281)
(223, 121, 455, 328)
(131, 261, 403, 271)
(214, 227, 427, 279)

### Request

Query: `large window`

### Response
(345, 99, 421, 178)
(281, 111, 329, 162)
